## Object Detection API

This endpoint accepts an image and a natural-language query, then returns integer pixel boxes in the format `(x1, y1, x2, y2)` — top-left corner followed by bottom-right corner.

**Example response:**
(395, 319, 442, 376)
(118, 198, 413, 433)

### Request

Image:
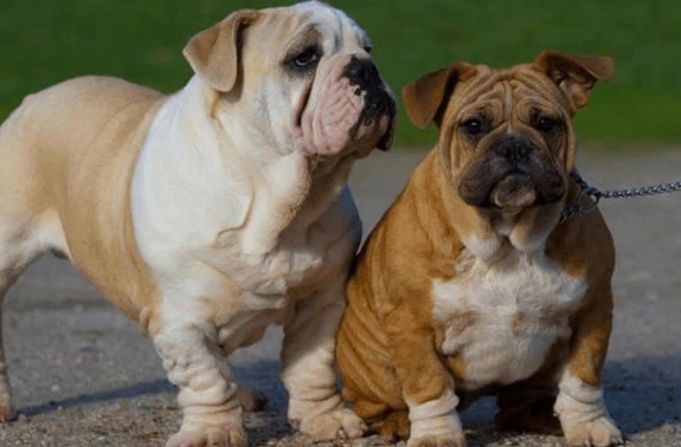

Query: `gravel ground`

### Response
(1, 149, 680, 447)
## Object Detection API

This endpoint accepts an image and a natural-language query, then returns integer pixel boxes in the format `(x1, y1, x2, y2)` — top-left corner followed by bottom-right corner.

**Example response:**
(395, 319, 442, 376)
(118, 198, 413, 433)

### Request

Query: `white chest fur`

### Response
(432, 250, 586, 390)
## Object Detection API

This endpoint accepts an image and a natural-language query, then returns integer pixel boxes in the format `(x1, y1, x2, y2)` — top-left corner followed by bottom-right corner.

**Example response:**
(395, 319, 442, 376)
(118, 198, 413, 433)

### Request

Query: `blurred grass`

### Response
(1, 0, 681, 149)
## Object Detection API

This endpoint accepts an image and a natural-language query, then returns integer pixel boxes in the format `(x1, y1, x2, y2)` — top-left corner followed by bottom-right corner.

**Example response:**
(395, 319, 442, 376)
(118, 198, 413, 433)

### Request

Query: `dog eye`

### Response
(363, 46, 373, 54)
(461, 118, 484, 136)
(291, 47, 320, 68)
(536, 116, 558, 133)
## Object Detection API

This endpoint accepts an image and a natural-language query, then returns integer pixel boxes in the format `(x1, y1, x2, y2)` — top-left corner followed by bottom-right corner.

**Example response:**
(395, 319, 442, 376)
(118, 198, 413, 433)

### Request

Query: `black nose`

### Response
(344, 56, 380, 87)
(494, 135, 532, 163)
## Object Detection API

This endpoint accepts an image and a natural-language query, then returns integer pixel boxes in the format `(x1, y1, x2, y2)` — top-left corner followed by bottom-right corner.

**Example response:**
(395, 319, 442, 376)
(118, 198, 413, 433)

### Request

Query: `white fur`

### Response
(462, 236, 502, 261)
(555, 370, 623, 446)
(0, 2, 387, 443)
(406, 387, 463, 441)
(432, 248, 586, 390)
(295, 1, 340, 17)
(131, 73, 363, 440)
(294, 1, 371, 52)
(128, 3, 381, 443)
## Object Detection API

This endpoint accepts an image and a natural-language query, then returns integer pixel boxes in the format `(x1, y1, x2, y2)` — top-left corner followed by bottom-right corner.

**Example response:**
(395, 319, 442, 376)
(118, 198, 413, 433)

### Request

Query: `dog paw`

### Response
(165, 425, 246, 447)
(563, 416, 623, 447)
(407, 433, 467, 447)
(298, 407, 368, 441)
(373, 410, 411, 441)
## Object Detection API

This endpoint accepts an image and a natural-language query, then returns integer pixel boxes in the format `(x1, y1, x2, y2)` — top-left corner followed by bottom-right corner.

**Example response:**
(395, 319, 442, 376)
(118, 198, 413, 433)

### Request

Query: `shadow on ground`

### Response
(16, 356, 680, 442)
(20, 379, 175, 418)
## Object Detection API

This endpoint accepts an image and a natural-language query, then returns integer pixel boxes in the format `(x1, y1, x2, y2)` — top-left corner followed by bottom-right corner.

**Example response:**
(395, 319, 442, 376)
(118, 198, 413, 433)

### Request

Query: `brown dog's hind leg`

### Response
(493, 347, 566, 436)
(344, 394, 410, 441)
(495, 385, 562, 435)
(336, 285, 413, 441)
(371, 409, 410, 441)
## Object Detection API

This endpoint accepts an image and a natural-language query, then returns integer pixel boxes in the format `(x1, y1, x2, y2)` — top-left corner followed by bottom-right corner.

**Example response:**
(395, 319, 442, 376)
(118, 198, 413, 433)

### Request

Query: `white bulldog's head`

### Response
(183, 0, 396, 158)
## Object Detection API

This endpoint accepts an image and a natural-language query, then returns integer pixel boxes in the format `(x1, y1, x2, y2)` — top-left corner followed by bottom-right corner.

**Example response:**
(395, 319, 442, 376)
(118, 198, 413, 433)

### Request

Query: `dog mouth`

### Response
(458, 162, 565, 211)
(490, 172, 539, 210)
(343, 55, 396, 151)
(457, 135, 566, 210)
(293, 55, 396, 156)
(349, 88, 396, 151)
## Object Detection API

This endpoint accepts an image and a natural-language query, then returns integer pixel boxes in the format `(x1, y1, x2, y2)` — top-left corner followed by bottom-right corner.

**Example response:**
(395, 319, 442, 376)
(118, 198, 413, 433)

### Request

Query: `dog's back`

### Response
(0, 76, 165, 320)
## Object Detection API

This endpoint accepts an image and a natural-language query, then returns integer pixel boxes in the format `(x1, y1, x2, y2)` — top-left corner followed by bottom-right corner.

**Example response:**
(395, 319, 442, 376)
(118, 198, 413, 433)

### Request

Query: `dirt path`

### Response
(1, 149, 680, 446)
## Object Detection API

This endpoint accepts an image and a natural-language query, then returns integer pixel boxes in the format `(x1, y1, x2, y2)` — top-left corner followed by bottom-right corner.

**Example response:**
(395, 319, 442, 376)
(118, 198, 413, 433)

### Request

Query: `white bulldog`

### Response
(0, 1, 396, 446)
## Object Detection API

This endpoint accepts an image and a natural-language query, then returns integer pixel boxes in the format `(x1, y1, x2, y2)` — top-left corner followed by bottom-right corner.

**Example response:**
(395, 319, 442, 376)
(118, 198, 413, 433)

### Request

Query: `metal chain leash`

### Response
(559, 171, 681, 224)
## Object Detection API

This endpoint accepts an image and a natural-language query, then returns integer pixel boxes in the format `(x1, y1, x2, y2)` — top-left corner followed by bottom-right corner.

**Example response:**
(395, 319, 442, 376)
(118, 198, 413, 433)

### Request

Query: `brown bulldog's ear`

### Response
(183, 10, 259, 93)
(532, 49, 614, 112)
(402, 62, 476, 129)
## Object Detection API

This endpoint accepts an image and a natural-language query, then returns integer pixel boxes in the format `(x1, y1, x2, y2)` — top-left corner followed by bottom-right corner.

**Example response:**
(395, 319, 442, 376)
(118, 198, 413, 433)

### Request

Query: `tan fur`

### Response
(0, 2, 397, 444)
(0, 77, 165, 325)
(336, 51, 621, 447)
(183, 10, 260, 93)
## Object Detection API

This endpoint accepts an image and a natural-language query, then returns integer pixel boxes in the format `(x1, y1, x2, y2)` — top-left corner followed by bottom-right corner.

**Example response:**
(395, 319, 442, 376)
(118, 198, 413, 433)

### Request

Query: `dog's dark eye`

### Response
(291, 47, 320, 69)
(363, 46, 373, 54)
(461, 118, 484, 136)
(537, 116, 558, 133)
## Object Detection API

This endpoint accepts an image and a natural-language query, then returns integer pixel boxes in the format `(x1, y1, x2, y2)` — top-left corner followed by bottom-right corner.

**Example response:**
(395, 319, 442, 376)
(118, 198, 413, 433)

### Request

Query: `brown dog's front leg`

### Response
(555, 287, 623, 447)
(386, 317, 466, 447)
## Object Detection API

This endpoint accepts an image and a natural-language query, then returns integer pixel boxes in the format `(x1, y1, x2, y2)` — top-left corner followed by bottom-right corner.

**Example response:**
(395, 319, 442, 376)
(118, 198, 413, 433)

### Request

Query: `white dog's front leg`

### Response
(154, 327, 244, 447)
(281, 285, 367, 441)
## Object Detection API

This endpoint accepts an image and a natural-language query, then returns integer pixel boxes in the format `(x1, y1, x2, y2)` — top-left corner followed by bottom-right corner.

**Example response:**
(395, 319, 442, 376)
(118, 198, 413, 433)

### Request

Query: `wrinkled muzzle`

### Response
(457, 135, 566, 211)
(294, 55, 396, 156)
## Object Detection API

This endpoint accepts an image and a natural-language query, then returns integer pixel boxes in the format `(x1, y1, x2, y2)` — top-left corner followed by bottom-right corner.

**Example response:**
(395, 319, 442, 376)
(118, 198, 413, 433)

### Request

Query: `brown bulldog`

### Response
(336, 50, 623, 447)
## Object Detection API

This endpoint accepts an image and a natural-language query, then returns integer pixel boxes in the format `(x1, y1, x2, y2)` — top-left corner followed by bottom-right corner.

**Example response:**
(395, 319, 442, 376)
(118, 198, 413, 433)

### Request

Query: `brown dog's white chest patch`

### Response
(432, 250, 586, 390)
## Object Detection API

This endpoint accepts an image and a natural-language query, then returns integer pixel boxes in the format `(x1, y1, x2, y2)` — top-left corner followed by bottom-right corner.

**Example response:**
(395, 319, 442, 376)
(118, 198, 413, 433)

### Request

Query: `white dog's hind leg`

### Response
(0, 223, 46, 422)
(154, 326, 245, 447)
(281, 283, 367, 441)
(0, 273, 16, 423)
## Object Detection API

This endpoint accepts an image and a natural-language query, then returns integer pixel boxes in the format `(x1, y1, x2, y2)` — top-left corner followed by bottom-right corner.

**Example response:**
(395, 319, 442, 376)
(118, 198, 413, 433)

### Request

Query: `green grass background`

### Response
(2, 0, 681, 149)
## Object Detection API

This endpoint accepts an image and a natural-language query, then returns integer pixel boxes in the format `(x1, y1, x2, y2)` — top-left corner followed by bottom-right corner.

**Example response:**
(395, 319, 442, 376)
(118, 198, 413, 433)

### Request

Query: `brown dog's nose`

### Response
(494, 135, 532, 163)
(344, 56, 380, 87)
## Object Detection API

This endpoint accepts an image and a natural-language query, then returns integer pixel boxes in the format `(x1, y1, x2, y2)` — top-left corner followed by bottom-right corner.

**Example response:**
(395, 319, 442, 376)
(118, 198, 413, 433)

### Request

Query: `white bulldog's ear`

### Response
(402, 62, 477, 129)
(183, 10, 259, 93)
(532, 49, 614, 112)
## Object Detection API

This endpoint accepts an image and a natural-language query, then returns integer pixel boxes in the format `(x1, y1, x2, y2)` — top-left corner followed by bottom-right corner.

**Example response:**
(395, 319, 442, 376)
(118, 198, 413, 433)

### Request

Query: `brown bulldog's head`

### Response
(403, 50, 613, 215)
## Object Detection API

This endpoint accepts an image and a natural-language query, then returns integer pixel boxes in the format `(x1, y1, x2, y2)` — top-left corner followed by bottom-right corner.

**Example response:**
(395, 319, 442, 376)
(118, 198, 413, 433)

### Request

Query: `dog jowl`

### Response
(457, 133, 566, 210)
